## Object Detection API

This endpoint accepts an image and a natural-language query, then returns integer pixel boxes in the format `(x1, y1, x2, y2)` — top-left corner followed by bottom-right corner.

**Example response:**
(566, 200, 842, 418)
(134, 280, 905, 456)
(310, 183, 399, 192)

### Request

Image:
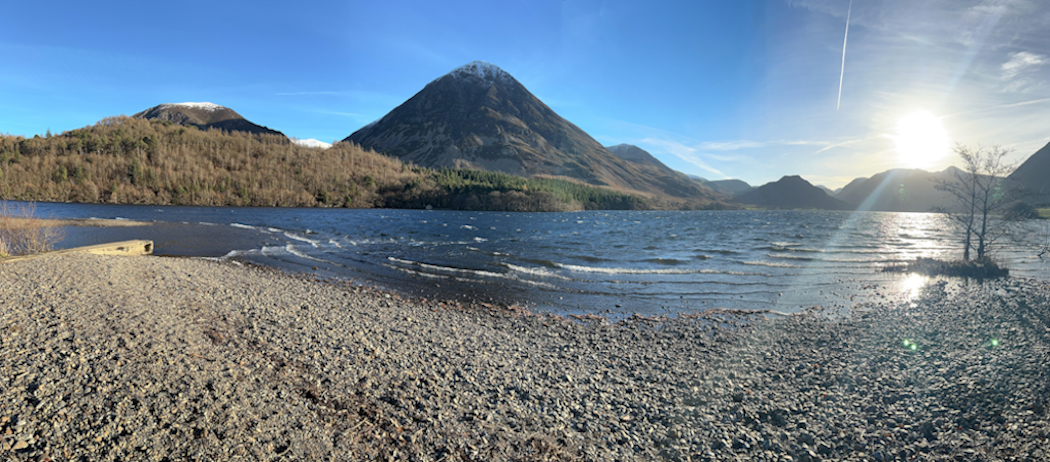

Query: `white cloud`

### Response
(639, 137, 726, 178)
(697, 139, 828, 151)
(1001, 51, 1046, 80)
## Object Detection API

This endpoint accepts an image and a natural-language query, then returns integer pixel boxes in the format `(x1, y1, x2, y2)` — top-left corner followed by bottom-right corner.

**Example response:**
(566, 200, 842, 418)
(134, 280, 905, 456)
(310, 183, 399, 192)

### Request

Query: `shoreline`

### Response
(2, 253, 1048, 460)
(4, 216, 152, 228)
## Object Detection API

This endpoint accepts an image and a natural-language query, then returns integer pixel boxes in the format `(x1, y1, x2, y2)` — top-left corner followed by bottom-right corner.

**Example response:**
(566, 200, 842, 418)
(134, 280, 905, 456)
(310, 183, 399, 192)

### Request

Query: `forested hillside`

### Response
(0, 117, 657, 211)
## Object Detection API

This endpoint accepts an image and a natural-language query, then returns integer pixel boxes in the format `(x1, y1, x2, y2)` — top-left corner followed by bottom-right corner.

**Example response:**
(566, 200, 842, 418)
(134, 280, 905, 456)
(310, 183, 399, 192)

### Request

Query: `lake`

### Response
(26, 202, 1050, 317)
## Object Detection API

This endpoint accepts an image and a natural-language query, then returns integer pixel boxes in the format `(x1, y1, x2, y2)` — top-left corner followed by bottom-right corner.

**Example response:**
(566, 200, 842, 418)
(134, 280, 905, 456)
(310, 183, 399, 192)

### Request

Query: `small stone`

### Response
(12, 440, 29, 450)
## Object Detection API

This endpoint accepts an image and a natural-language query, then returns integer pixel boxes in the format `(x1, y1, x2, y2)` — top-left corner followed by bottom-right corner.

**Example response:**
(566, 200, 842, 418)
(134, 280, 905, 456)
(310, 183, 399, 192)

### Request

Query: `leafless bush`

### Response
(0, 201, 64, 256)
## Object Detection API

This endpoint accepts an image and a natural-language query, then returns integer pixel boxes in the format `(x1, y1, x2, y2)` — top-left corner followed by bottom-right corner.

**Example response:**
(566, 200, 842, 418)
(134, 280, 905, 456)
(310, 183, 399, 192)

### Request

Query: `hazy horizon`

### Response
(2, 0, 1047, 189)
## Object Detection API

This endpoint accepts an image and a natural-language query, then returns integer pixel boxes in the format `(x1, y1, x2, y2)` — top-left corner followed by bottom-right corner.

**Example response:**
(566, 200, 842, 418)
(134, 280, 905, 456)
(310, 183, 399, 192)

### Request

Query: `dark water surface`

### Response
(28, 202, 1050, 316)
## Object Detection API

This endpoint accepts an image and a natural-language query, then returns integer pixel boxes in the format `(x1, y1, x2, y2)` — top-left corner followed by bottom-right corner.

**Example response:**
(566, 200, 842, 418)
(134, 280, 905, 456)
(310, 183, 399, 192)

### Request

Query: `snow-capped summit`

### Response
(292, 138, 332, 149)
(447, 61, 512, 84)
(133, 103, 284, 136)
(159, 102, 225, 112)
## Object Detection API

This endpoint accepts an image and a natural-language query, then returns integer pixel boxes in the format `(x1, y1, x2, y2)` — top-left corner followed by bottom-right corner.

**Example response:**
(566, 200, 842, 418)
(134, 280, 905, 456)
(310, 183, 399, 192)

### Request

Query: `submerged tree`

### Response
(934, 144, 1022, 260)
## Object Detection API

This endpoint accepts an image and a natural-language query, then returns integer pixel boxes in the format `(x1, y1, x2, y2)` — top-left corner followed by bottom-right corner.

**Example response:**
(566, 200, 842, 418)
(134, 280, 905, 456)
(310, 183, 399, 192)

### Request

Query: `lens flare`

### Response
(894, 111, 949, 169)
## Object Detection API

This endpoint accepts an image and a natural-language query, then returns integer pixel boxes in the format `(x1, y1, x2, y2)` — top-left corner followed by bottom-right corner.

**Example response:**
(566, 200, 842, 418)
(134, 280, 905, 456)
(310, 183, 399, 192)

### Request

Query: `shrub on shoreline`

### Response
(883, 257, 1008, 279)
(0, 202, 64, 256)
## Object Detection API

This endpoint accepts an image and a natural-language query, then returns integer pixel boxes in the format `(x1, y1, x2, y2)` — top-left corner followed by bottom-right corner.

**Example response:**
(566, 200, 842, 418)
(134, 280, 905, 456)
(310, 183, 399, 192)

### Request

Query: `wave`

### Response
(767, 253, 816, 261)
(697, 248, 740, 255)
(554, 262, 771, 276)
(741, 260, 802, 268)
(388, 257, 559, 289)
(644, 258, 689, 265)
(230, 223, 258, 230)
(504, 264, 574, 281)
(388, 257, 503, 278)
(285, 244, 328, 262)
(284, 232, 320, 247)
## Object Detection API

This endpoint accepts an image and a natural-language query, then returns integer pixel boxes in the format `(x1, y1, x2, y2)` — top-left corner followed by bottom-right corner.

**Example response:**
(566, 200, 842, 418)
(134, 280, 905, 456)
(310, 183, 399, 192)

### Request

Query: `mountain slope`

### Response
(737, 175, 851, 210)
(343, 62, 718, 203)
(1007, 141, 1050, 202)
(606, 144, 669, 170)
(133, 102, 284, 137)
(704, 179, 752, 196)
(836, 168, 957, 212)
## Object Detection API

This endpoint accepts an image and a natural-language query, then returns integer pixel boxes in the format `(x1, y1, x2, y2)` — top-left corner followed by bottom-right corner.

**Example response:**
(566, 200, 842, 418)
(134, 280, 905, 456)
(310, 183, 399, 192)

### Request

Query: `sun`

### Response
(894, 111, 949, 169)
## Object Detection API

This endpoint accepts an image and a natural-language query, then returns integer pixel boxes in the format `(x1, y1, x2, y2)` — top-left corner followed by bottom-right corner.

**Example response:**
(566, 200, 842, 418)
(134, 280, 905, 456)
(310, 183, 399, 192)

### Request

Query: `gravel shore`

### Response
(1, 254, 1048, 461)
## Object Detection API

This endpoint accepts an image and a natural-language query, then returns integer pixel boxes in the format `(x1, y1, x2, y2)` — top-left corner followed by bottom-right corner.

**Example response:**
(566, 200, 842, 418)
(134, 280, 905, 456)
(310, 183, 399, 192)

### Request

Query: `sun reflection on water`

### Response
(900, 273, 929, 300)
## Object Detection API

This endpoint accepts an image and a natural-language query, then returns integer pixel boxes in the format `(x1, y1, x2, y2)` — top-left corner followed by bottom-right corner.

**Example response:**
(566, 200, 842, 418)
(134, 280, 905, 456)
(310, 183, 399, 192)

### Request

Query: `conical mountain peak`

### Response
(343, 63, 720, 203)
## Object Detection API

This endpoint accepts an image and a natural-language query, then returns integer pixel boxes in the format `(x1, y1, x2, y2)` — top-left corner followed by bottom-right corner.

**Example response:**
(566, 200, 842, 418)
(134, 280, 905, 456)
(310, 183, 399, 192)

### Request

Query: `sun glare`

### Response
(894, 111, 949, 169)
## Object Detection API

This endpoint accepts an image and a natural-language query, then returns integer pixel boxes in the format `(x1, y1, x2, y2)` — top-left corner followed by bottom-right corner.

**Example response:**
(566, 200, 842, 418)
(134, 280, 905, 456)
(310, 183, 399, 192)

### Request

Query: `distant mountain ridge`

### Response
(133, 102, 284, 137)
(703, 179, 752, 196)
(737, 175, 850, 210)
(835, 167, 959, 212)
(344, 61, 719, 203)
(1008, 141, 1050, 203)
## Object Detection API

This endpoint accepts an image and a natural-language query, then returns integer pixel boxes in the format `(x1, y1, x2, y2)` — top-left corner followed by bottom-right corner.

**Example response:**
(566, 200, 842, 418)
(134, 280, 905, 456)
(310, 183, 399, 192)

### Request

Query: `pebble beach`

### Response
(1, 253, 1048, 461)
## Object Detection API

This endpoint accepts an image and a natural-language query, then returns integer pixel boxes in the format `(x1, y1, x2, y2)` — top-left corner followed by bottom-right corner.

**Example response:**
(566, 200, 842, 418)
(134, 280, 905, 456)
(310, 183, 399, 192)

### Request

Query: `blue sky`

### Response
(2, 0, 1047, 188)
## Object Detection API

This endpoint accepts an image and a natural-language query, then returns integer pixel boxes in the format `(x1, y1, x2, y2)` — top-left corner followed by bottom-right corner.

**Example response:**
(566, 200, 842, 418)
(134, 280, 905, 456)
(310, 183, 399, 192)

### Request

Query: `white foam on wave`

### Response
(554, 263, 743, 275)
(505, 264, 573, 281)
(285, 244, 329, 262)
(388, 257, 558, 289)
(230, 223, 257, 230)
(283, 232, 319, 247)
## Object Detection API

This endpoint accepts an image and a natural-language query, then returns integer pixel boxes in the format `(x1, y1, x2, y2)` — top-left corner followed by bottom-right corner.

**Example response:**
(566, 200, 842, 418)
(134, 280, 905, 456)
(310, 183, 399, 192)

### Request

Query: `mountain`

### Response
(343, 61, 718, 202)
(836, 177, 868, 198)
(1007, 141, 1050, 203)
(816, 185, 834, 195)
(704, 179, 753, 196)
(688, 174, 708, 182)
(293, 138, 332, 149)
(836, 168, 957, 212)
(133, 102, 284, 136)
(737, 175, 851, 210)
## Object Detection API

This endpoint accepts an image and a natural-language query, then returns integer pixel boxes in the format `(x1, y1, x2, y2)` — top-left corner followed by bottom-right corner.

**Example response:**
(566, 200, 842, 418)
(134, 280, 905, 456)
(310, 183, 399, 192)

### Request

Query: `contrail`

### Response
(837, 0, 853, 110)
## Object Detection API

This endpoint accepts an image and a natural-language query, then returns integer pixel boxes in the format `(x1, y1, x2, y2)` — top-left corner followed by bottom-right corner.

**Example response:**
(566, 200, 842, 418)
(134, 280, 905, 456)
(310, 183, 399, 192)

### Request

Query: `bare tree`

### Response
(934, 144, 1021, 261)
